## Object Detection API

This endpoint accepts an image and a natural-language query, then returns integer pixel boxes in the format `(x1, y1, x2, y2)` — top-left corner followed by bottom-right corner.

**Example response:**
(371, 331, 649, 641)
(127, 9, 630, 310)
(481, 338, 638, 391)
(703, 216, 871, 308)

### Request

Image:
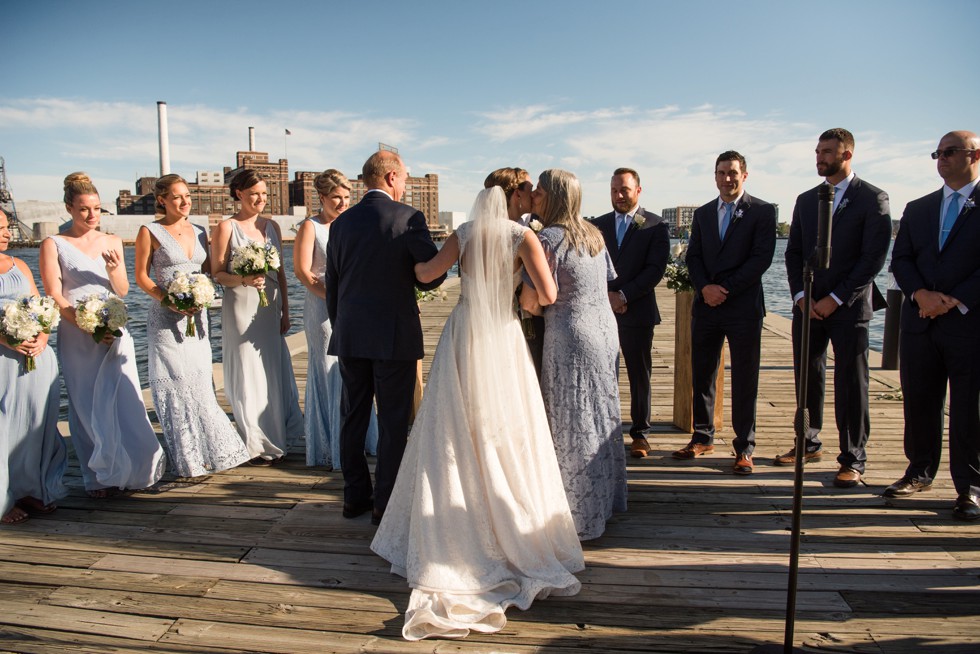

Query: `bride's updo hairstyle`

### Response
(153, 174, 189, 213)
(536, 169, 604, 257)
(229, 169, 264, 200)
(483, 167, 528, 205)
(63, 172, 99, 207)
(313, 169, 351, 198)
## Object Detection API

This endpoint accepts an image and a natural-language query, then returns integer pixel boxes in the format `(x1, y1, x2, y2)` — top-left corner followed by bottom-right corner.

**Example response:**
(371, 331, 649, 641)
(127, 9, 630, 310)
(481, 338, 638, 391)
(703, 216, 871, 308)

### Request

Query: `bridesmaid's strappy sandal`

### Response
(17, 497, 57, 514)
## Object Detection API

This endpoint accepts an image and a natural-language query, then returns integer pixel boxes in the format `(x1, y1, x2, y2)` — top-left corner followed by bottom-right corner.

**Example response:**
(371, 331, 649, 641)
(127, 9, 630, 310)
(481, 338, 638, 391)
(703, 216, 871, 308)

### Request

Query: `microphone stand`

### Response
(752, 184, 834, 654)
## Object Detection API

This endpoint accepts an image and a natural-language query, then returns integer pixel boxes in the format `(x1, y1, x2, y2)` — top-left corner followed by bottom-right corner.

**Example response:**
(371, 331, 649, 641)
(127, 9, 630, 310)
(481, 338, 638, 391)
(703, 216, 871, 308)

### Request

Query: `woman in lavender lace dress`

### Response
(134, 175, 250, 478)
(525, 168, 626, 540)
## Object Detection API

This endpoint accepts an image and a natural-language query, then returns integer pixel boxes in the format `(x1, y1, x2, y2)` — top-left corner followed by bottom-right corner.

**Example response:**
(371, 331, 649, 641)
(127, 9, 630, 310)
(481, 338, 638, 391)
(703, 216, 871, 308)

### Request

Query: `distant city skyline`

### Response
(3, 1, 975, 221)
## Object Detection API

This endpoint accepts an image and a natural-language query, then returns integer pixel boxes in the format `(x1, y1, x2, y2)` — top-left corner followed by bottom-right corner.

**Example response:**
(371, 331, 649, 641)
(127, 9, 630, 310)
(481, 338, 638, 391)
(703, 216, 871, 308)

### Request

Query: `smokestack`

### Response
(157, 101, 171, 176)
(248, 126, 255, 152)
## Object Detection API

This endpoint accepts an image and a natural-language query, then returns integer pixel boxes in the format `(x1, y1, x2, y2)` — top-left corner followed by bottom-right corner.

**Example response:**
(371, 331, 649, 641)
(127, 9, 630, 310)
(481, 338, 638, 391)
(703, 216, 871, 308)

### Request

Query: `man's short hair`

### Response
(362, 151, 402, 184)
(819, 128, 855, 151)
(715, 150, 747, 171)
(613, 167, 640, 186)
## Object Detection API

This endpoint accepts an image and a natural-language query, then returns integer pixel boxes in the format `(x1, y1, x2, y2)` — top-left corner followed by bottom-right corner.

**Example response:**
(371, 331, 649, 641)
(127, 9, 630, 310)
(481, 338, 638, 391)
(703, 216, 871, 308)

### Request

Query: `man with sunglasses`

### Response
(888, 131, 980, 521)
(782, 128, 892, 488)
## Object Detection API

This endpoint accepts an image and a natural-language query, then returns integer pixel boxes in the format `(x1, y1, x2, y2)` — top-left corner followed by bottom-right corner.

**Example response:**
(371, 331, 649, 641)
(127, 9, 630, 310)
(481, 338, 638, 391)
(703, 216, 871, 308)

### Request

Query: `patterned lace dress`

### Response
(537, 226, 626, 540)
(371, 219, 583, 641)
(145, 223, 250, 477)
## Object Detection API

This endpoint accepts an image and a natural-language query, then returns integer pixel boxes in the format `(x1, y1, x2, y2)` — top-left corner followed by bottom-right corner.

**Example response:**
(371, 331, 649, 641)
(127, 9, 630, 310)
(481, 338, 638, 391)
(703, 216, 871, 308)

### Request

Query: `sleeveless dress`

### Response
(49, 236, 166, 491)
(145, 223, 250, 477)
(537, 226, 626, 540)
(221, 220, 304, 461)
(1, 264, 68, 515)
(371, 219, 583, 641)
(301, 218, 377, 468)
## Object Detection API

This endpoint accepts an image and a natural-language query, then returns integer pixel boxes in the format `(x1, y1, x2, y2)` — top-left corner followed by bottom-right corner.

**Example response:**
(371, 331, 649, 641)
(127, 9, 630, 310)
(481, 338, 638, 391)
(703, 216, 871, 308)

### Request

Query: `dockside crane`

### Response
(0, 156, 35, 243)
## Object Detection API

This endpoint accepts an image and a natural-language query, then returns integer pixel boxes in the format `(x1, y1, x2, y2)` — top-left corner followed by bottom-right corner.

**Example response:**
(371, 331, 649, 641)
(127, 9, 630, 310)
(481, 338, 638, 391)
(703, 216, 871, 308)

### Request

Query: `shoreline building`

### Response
(662, 205, 698, 238)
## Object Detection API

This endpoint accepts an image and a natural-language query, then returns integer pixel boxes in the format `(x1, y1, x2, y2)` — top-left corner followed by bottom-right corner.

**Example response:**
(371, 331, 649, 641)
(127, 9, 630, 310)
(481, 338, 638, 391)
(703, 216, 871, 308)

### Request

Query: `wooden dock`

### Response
(1, 279, 977, 653)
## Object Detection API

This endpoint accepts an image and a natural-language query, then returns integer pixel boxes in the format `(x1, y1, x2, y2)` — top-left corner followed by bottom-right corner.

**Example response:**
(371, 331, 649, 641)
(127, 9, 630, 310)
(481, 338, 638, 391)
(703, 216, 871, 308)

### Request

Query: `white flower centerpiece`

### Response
(664, 241, 693, 293)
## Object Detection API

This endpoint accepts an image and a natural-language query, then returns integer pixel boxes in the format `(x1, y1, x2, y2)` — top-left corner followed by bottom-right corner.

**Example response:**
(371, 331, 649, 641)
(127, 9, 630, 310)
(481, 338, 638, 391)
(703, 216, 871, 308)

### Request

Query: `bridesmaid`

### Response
(134, 174, 250, 478)
(39, 173, 165, 498)
(0, 209, 68, 524)
(293, 169, 377, 469)
(211, 169, 303, 465)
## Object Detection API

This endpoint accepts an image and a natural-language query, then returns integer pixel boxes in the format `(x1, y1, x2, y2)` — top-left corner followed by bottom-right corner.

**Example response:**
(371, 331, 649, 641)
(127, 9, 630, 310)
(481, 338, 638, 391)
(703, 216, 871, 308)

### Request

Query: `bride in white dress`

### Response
(370, 186, 584, 641)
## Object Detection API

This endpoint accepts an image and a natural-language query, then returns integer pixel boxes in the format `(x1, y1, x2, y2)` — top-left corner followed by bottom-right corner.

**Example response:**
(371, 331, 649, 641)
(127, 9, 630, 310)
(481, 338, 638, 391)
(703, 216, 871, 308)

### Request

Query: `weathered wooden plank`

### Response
(0, 561, 217, 597)
(0, 600, 174, 641)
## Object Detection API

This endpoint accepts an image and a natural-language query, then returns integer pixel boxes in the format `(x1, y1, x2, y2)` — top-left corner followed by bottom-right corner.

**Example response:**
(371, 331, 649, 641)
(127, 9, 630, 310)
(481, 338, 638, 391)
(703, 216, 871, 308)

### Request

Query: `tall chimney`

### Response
(248, 126, 255, 152)
(157, 101, 171, 176)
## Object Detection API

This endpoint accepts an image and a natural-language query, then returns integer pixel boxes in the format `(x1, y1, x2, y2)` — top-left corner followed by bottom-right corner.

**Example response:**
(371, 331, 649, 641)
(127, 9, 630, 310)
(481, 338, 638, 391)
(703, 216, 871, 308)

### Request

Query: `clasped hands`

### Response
(914, 289, 960, 319)
(795, 296, 840, 320)
(2, 333, 48, 357)
(608, 291, 627, 314)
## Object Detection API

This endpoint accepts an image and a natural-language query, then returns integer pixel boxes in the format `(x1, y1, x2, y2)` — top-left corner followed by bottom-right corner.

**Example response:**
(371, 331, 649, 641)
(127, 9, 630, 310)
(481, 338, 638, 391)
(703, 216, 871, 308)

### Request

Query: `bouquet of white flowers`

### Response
(75, 292, 129, 343)
(230, 241, 280, 307)
(163, 271, 216, 336)
(0, 295, 60, 372)
(664, 241, 693, 293)
(415, 288, 448, 303)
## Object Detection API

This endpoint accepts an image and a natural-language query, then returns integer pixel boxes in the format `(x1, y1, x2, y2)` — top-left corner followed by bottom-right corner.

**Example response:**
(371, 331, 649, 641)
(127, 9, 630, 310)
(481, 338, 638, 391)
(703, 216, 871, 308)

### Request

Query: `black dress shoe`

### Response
(952, 493, 980, 521)
(883, 477, 933, 497)
(342, 501, 373, 519)
(371, 510, 384, 526)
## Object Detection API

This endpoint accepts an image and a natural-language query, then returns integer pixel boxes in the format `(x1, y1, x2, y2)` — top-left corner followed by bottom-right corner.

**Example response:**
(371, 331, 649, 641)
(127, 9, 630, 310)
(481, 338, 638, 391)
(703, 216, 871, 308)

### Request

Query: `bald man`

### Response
(888, 131, 980, 521)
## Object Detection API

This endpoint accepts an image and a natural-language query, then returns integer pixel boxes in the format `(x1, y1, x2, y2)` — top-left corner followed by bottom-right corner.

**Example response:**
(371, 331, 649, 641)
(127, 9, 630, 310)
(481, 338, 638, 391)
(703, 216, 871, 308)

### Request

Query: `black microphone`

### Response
(815, 184, 834, 270)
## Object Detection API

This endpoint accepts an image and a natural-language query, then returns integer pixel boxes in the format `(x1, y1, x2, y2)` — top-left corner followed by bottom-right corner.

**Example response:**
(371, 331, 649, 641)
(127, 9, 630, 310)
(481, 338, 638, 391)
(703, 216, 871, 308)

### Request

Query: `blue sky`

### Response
(3, 0, 975, 220)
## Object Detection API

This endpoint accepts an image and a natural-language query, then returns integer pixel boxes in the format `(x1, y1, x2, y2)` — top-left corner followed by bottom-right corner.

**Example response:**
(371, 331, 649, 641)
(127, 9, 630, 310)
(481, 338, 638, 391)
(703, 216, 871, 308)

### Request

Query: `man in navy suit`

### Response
(887, 130, 980, 521)
(594, 168, 670, 458)
(326, 150, 445, 525)
(674, 151, 776, 475)
(783, 128, 892, 488)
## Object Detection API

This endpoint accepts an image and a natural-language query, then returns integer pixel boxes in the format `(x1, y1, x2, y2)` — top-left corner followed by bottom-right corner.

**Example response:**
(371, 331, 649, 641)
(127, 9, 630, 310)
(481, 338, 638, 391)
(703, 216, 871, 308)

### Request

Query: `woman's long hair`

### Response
(536, 169, 604, 257)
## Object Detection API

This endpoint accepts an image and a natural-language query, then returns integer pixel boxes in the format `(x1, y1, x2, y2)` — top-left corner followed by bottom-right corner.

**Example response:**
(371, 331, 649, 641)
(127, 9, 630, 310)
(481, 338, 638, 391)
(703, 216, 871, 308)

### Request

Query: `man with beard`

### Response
(594, 168, 670, 457)
(782, 128, 892, 487)
(887, 131, 980, 520)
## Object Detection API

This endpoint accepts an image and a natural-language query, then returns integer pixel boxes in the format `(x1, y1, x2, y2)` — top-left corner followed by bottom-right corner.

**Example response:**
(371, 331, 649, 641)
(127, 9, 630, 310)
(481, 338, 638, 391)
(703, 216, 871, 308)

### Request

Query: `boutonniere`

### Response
(734, 209, 744, 219)
(837, 198, 850, 212)
(632, 215, 646, 228)
(529, 219, 543, 232)
(964, 199, 976, 211)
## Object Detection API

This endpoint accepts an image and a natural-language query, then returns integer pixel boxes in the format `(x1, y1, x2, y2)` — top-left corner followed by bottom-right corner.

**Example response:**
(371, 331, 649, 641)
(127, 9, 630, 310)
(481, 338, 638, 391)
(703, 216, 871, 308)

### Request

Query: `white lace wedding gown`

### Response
(371, 189, 583, 641)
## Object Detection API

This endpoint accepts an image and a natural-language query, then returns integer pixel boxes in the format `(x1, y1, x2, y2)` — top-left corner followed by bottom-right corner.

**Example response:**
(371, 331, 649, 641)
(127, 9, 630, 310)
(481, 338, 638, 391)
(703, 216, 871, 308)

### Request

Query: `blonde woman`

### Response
(293, 169, 377, 469)
(526, 168, 626, 540)
(39, 173, 165, 497)
(134, 174, 249, 478)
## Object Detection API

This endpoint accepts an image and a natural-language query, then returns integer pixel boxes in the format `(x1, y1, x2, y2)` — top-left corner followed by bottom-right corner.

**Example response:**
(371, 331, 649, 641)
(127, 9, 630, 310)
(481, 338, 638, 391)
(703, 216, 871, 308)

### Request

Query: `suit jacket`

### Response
(594, 207, 670, 328)
(892, 183, 980, 337)
(785, 175, 892, 323)
(687, 192, 777, 321)
(325, 191, 445, 360)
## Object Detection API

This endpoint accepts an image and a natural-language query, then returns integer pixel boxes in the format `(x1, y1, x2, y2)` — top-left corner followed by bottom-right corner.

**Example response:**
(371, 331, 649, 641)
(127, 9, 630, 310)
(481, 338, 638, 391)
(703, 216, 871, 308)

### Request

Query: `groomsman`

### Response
(594, 168, 670, 457)
(326, 151, 445, 525)
(783, 128, 892, 487)
(887, 130, 980, 521)
(674, 151, 776, 475)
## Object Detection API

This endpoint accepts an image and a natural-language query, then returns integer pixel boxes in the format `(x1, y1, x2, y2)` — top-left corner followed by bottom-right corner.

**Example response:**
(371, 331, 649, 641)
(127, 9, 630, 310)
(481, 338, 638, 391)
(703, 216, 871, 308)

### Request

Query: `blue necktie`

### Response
(616, 215, 629, 246)
(720, 202, 734, 240)
(940, 192, 961, 248)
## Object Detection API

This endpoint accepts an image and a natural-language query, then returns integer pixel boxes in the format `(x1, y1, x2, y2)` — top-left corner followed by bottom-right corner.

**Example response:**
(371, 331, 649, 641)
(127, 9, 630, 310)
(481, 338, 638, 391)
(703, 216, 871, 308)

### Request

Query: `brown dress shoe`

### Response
(733, 454, 753, 475)
(630, 437, 651, 458)
(883, 477, 933, 497)
(834, 466, 862, 488)
(953, 493, 980, 521)
(672, 443, 715, 459)
(773, 448, 822, 466)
